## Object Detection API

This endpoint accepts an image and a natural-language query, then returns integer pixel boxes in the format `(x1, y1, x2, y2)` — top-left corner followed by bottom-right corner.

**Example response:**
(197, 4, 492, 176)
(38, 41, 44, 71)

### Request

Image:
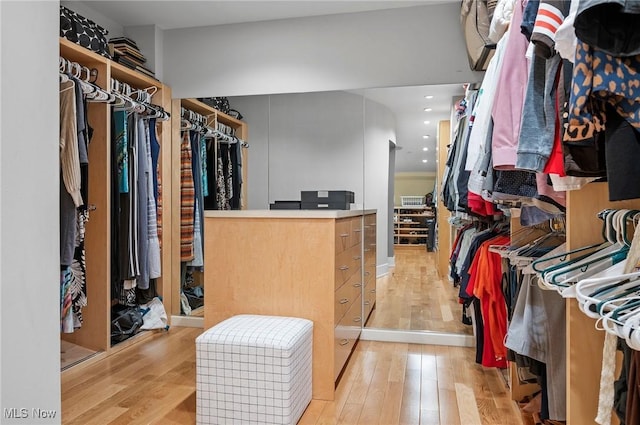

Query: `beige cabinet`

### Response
(203, 210, 376, 401)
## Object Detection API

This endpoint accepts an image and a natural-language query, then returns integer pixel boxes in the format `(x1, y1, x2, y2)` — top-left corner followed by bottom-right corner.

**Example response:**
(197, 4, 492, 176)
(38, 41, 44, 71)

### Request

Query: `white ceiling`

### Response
(81, 0, 469, 173)
(83, 1, 450, 29)
(356, 83, 465, 172)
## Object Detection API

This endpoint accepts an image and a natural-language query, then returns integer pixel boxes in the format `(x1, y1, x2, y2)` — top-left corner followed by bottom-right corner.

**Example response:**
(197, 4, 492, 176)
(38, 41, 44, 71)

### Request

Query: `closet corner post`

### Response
(156, 85, 173, 320)
(436, 119, 451, 278)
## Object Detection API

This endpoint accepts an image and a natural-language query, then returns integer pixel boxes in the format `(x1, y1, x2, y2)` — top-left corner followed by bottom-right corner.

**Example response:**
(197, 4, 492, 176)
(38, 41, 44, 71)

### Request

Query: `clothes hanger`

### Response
(499, 222, 551, 254)
(545, 240, 629, 290)
(570, 210, 640, 299)
(534, 210, 620, 278)
(541, 212, 630, 293)
(593, 295, 640, 339)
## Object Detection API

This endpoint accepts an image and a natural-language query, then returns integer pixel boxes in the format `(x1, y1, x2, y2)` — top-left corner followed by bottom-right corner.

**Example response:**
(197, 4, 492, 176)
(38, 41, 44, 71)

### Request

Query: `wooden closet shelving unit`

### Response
(504, 183, 640, 423)
(436, 120, 452, 277)
(393, 206, 434, 245)
(169, 98, 249, 317)
(564, 183, 640, 425)
(59, 38, 174, 371)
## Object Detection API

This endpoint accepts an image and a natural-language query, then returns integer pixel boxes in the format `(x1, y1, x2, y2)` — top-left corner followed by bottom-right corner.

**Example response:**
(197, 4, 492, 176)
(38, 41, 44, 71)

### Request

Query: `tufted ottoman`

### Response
(196, 315, 313, 425)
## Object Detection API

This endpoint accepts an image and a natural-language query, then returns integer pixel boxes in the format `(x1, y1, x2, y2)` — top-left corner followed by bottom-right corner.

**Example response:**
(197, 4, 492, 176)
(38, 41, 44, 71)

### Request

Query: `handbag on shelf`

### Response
(198, 97, 231, 114)
(60, 5, 111, 59)
(460, 0, 497, 71)
(227, 109, 244, 120)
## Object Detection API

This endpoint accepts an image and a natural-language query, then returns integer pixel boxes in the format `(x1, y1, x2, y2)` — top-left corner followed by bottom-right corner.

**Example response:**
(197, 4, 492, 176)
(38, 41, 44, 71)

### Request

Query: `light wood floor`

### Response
(61, 247, 533, 424)
(61, 326, 532, 425)
(367, 246, 473, 334)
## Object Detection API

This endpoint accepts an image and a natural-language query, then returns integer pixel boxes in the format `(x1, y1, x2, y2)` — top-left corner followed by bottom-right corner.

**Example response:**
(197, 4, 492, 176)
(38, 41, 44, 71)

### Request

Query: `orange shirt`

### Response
(468, 234, 510, 367)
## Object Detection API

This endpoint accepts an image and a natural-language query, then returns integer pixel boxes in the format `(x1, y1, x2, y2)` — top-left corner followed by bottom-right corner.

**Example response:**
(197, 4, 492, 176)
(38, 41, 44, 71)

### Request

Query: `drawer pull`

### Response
(340, 298, 349, 304)
(339, 339, 349, 346)
(371, 289, 376, 293)
(364, 300, 370, 306)
(353, 229, 362, 233)
(339, 265, 349, 271)
(353, 283, 362, 288)
(353, 317, 362, 323)
(364, 248, 371, 252)
(340, 233, 349, 238)
(364, 271, 370, 276)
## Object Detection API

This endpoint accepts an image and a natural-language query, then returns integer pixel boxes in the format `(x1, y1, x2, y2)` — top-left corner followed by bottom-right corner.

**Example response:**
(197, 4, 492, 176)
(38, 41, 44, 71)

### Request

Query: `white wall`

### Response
(232, 91, 364, 203)
(394, 172, 436, 205)
(364, 98, 396, 273)
(164, 3, 481, 98)
(267, 91, 365, 203)
(122, 25, 164, 80)
(1, 2, 61, 423)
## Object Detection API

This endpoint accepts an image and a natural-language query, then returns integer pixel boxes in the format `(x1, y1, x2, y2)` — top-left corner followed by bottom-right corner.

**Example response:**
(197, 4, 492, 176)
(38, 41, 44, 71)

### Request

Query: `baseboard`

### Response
(170, 315, 205, 328)
(360, 328, 474, 347)
(376, 263, 388, 278)
(387, 256, 395, 268)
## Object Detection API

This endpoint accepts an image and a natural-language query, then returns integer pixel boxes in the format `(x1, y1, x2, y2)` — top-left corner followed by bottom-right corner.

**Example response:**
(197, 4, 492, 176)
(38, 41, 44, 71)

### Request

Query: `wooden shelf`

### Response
(180, 98, 218, 118)
(60, 37, 109, 67)
(110, 60, 161, 88)
(179, 99, 245, 129)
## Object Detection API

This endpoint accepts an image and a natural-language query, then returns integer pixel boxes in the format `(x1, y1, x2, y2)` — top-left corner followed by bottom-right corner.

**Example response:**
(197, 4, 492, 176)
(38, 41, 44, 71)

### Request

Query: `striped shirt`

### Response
(180, 131, 195, 261)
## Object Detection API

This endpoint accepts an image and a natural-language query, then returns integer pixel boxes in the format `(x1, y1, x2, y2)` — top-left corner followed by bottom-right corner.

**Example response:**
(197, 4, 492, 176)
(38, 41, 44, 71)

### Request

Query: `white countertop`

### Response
(204, 209, 377, 219)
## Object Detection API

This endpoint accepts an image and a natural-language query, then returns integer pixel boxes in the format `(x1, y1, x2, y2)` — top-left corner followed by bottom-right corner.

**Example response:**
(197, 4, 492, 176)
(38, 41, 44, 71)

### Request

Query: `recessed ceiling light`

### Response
(422, 159, 428, 163)
(422, 135, 430, 139)
(424, 120, 431, 125)
(425, 95, 434, 99)
(424, 108, 432, 112)
(422, 147, 428, 151)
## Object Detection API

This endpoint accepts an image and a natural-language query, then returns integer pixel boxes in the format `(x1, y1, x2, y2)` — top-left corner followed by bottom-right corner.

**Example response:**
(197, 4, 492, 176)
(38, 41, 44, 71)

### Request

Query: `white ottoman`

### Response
(196, 315, 313, 425)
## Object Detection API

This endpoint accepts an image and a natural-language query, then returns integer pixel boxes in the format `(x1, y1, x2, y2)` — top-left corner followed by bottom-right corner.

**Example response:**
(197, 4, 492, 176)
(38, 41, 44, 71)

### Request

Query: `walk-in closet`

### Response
(5, 1, 640, 425)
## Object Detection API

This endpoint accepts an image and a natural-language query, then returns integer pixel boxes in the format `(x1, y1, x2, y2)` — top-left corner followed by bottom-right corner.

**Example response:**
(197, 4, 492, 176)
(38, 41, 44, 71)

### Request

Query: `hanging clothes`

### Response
(149, 118, 163, 248)
(231, 141, 242, 209)
(180, 131, 195, 261)
(203, 139, 218, 210)
(59, 75, 91, 332)
(143, 119, 161, 282)
(216, 142, 227, 210)
(189, 130, 204, 267)
(491, 0, 531, 169)
(135, 117, 150, 289)
(200, 133, 209, 198)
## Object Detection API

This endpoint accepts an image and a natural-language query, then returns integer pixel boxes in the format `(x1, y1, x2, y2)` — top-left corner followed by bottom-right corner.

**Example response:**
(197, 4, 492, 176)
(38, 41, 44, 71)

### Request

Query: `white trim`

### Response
(171, 315, 205, 328)
(376, 263, 389, 277)
(361, 328, 474, 347)
(387, 255, 395, 267)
